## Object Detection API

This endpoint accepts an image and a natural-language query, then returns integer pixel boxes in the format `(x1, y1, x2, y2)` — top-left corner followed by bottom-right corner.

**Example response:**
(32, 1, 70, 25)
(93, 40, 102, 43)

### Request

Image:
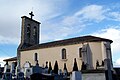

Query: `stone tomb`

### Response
(82, 70, 106, 80)
(32, 65, 42, 74)
(23, 61, 32, 78)
(17, 72, 24, 80)
(71, 71, 82, 80)
(2, 72, 12, 80)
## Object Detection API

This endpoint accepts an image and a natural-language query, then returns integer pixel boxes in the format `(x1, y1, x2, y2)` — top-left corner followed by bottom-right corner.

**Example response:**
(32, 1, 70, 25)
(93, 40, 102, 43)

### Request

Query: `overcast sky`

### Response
(0, 0, 120, 67)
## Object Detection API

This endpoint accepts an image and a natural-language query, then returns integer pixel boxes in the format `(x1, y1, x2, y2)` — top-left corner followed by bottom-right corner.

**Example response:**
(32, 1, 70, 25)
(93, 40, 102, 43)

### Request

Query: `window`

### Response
(27, 24, 31, 38)
(62, 48, 66, 59)
(34, 53, 38, 61)
(79, 48, 82, 58)
(33, 26, 37, 36)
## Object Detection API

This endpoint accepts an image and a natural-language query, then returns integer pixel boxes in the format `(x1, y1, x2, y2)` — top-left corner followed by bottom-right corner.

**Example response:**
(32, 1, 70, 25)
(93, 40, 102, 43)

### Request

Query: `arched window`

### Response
(62, 48, 66, 59)
(79, 48, 82, 58)
(33, 26, 37, 36)
(34, 53, 38, 61)
(27, 24, 31, 38)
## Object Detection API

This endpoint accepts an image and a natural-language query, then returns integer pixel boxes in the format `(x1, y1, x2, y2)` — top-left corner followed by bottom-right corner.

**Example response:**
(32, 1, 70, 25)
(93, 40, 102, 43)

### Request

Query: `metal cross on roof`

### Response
(29, 11, 34, 19)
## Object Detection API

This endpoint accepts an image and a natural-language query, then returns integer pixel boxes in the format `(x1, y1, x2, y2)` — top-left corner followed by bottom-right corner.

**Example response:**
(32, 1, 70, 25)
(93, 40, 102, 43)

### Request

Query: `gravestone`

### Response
(44, 61, 48, 74)
(44, 68, 48, 74)
(23, 61, 32, 79)
(63, 69, 67, 78)
(23, 61, 31, 68)
(4, 61, 10, 73)
(104, 59, 108, 70)
(24, 67, 32, 79)
(71, 71, 82, 80)
(17, 72, 24, 80)
(58, 69, 62, 75)
(45, 61, 48, 69)
(2, 72, 12, 80)
(11, 62, 16, 76)
(32, 60, 42, 74)
(32, 66, 42, 74)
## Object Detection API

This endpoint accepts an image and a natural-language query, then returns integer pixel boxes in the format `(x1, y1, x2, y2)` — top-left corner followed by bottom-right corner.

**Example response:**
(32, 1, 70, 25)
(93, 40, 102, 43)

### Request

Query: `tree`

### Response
(81, 62, 86, 70)
(101, 60, 104, 66)
(54, 60, 59, 74)
(64, 63, 67, 71)
(73, 58, 78, 71)
(63, 63, 68, 75)
(48, 62, 52, 73)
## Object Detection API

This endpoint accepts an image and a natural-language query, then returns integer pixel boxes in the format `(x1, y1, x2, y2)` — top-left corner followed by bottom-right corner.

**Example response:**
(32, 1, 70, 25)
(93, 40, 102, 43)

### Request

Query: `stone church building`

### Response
(16, 13, 113, 72)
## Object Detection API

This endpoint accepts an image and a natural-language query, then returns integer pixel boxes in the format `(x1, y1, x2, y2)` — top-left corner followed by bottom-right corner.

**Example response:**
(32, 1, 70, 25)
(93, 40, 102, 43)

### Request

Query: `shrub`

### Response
(73, 58, 78, 71)
(54, 61, 59, 74)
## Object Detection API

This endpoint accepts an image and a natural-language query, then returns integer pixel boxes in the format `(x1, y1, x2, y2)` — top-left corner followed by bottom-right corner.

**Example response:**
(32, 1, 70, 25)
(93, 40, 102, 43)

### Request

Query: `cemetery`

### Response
(0, 57, 118, 80)
(1, 59, 70, 80)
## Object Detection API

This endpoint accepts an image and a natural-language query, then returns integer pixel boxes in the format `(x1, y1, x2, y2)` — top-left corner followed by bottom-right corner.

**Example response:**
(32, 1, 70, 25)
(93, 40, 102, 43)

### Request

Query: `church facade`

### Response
(18, 13, 113, 72)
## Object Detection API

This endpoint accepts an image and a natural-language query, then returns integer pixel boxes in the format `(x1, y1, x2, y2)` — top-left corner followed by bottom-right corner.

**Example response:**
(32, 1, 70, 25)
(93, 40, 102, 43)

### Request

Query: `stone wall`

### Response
(82, 70, 106, 80)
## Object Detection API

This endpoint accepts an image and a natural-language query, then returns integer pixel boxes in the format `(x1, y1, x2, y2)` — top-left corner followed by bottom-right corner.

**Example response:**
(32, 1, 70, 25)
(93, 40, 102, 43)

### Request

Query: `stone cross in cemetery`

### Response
(44, 61, 48, 73)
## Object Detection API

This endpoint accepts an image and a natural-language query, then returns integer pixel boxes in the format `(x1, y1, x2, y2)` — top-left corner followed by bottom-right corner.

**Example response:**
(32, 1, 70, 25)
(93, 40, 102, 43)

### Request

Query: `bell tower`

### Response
(20, 11, 40, 49)
(17, 12, 40, 71)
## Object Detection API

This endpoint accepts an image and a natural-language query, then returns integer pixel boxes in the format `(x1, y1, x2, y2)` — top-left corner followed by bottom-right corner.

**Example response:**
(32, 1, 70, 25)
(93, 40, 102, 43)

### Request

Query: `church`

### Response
(9, 12, 114, 72)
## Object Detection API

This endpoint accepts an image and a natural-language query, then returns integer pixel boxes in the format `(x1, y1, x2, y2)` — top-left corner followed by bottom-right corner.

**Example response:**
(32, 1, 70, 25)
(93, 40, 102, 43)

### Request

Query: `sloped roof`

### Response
(3, 57, 17, 61)
(20, 35, 113, 51)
